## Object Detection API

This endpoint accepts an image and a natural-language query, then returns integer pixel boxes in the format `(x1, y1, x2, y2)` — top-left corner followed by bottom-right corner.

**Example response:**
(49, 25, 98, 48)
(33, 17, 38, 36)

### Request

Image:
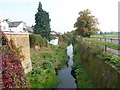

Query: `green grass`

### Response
(72, 53, 94, 88)
(26, 42, 68, 88)
(91, 34, 119, 38)
(84, 38, 120, 50)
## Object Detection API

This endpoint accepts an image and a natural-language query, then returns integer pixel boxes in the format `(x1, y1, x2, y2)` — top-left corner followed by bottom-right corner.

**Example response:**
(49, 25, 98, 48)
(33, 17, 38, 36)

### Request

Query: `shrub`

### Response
(26, 61, 59, 88)
(29, 34, 48, 48)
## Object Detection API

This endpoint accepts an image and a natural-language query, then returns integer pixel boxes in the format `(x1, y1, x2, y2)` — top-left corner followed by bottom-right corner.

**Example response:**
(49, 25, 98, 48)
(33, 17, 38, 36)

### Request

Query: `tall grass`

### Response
(72, 47, 94, 88)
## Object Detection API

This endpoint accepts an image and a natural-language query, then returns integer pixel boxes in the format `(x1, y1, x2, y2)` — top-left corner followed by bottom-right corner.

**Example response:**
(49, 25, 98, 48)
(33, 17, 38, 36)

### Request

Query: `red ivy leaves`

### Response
(0, 30, 29, 88)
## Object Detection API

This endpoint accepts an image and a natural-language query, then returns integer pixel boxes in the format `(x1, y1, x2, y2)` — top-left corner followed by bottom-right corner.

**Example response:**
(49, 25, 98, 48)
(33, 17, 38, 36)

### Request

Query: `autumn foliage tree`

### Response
(74, 9, 100, 37)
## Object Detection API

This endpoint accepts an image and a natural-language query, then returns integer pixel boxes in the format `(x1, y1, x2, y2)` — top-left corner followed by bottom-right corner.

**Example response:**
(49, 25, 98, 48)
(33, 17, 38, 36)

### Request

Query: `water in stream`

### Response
(57, 44, 77, 88)
(49, 39, 58, 45)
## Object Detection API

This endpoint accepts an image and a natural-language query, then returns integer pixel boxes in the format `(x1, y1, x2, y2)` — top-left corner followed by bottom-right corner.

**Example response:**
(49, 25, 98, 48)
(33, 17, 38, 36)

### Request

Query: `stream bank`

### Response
(72, 52, 94, 88)
(26, 38, 68, 88)
(73, 37, 120, 88)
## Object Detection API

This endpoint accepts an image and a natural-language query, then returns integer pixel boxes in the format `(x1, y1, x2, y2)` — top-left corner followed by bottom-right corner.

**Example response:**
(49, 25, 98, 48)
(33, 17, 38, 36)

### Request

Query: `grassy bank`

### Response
(73, 37, 120, 88)
(91, 34, 119, 38)
(79, 37, 120, 70)
(26, 43, 67, 88)
(84, 38, 120, 51)
(26, 34, 68, 88)
(30, 43, 68, 70)
(72, 46, 94, 88)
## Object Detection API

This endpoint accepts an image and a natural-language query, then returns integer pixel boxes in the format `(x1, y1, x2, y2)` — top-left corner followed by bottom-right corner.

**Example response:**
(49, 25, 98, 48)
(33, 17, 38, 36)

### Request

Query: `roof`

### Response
(9, 21, 22, 27)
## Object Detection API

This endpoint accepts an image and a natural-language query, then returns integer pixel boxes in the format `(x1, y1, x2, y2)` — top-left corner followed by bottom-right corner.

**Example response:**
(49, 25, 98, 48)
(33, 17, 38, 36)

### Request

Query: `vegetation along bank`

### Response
(25, 34, 68, 88)
(73, 37, 120, 88)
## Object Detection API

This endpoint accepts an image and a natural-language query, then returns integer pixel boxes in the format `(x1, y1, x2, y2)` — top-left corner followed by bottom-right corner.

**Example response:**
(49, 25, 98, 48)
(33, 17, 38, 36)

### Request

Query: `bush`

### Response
(26, 61, 60, 88)
(29, 34, 48, 48)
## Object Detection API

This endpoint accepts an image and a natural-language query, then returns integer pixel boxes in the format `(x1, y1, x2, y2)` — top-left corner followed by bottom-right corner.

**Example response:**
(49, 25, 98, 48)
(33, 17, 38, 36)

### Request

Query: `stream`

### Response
(57, 44, 77, 88)
(49, 39, 77, 88)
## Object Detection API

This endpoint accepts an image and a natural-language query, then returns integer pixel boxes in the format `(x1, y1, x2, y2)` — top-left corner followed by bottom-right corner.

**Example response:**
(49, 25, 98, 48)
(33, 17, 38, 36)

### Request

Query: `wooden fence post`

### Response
(105, 38, 106, 42)
(0, 36, 2, 47)
(105, 44, 107, 51)
(111, 38, 112, 43)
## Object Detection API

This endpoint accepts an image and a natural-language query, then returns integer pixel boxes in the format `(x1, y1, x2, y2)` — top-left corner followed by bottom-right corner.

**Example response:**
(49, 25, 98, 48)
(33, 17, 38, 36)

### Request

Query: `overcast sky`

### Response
(0, 0, 119, 33)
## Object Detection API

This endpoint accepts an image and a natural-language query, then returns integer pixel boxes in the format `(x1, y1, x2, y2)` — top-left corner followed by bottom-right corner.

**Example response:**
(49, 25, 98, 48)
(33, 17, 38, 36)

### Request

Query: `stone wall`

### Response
(74, 38, 120, 88)
(6, 33, 32, 74)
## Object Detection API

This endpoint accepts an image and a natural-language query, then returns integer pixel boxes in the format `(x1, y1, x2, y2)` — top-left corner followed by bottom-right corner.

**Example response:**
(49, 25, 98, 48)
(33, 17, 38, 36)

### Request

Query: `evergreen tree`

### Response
(34, 2, 51, 40)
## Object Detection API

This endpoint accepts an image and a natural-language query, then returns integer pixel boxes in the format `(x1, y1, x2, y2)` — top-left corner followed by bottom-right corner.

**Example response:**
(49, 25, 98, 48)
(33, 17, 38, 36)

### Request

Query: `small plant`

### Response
(104, 55, 120, 67)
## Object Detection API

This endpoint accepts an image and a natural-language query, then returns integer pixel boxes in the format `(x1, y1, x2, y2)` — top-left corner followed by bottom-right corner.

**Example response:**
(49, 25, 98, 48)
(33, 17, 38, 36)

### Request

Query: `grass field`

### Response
(91, 34, 120, 38)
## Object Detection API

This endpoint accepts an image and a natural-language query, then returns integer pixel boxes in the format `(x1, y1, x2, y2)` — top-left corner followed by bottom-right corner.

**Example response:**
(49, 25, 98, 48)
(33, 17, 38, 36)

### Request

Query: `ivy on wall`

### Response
(0, 30, 28, 88)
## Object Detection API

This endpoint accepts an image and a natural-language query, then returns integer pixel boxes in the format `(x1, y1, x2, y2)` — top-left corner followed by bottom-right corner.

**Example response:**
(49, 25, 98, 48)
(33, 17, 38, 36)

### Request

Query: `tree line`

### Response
(33, 2, 100, 40)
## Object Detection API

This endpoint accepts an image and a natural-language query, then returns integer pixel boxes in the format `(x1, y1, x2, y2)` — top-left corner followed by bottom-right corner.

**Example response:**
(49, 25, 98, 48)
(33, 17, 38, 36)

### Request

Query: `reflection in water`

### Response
(67, 44, 73, 67)
(49, 39, 58, 45)
(57, 44, 76, 88)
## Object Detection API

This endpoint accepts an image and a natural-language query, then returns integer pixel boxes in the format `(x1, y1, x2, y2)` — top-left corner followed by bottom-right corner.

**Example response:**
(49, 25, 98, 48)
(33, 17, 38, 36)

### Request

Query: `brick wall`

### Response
(6, 33, 32, 74)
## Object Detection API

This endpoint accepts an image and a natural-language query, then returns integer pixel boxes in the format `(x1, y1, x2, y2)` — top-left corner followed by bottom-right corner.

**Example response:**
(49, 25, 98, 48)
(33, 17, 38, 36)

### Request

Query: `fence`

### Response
(84, 39, 120, 58)
(95, 38, 120, 44)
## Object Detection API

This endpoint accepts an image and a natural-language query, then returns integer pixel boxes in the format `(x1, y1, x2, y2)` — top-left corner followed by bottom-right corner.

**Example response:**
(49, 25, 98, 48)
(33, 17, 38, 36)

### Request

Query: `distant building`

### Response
(9, 21, 28, 33)
(51, 31, 57, 36)
(0, 19, 30, 33)
(51, 31, 61, 38)
(26, 26, 33, 32)
(0, 19, 9, 32)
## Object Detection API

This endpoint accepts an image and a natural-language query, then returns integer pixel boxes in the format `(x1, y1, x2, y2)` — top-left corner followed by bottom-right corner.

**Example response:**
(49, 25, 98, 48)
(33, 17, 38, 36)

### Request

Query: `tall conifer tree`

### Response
(34, 2, 51, 40)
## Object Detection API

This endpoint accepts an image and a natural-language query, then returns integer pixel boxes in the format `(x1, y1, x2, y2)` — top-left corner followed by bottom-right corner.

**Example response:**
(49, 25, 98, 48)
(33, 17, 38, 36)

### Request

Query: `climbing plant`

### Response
(0, 30, 29, 88)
